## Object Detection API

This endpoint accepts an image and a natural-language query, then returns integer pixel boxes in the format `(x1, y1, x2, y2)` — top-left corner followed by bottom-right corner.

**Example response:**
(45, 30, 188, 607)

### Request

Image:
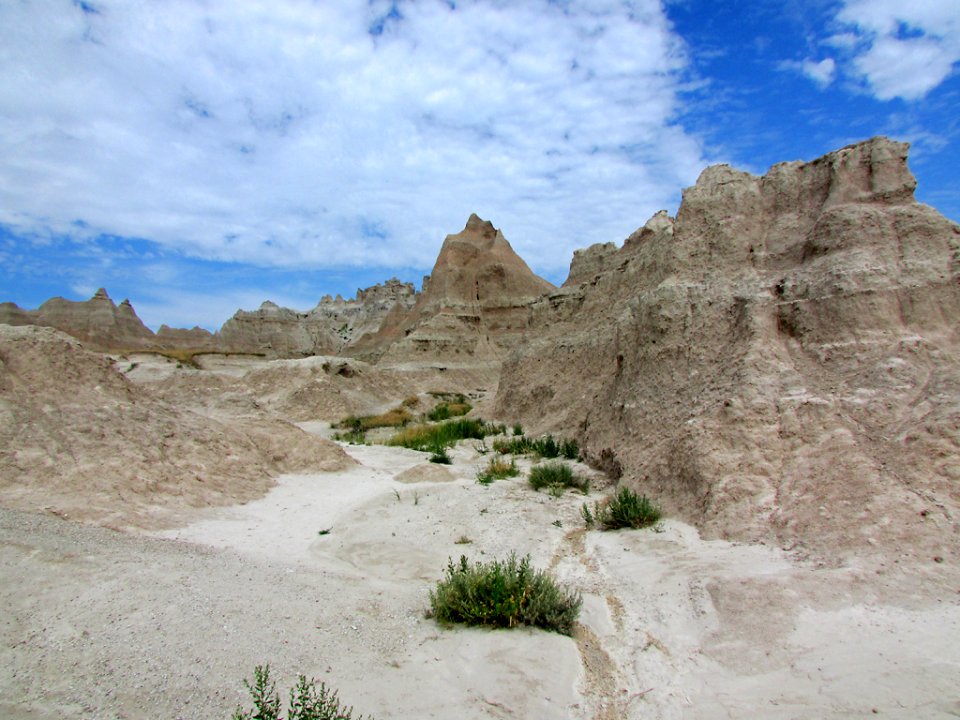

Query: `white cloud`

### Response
(781, 57, 836, 87)
(0, 0, 705, 281)
(835, 0, 960, 100)
(802, 58, 837, 87)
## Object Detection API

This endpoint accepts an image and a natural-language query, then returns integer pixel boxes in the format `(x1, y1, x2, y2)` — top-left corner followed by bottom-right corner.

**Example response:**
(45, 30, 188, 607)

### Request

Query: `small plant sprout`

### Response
(454, 535, 472, 545)
(232, 665, 374, 720)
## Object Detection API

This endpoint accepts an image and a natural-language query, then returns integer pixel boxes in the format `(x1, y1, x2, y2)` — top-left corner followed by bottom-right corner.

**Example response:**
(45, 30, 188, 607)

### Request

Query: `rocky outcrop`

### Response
(216, 279, 417, 358)
(0, 325, 354, 529)
(350, 214, 555, 364)
(495, 137, 960, 564)
(0, 288, 157, 351)
(155, 324, 218, 351)
(565, 242, 620, 286)
(2, 280, 418, 358)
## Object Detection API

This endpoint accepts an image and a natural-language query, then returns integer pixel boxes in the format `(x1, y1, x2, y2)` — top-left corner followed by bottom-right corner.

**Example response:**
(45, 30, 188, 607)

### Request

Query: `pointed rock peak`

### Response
(463, 213, 498, 239)
(260, 300, 280, 310)
(92, 288, 111, 301)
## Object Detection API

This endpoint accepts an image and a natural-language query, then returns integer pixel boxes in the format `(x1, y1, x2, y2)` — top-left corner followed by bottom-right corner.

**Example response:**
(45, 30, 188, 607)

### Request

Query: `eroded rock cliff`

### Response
(0, 288, 157, 351)
(495, 137, 960, 564)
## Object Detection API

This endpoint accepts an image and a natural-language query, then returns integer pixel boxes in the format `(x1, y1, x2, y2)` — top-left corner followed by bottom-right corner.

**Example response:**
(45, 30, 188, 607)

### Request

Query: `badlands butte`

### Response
(1, 137, 959, 719)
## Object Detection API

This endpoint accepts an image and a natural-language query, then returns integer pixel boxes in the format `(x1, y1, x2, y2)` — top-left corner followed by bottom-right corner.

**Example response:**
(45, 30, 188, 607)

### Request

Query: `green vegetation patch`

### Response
(427, 400, 472, 421)
(582, 487, 662, 530)
(493, 434, 579, 460)
(476, 456, 520, 485)
(387, 418, 504, 452)
(528, 462, 589, 495)
(428, 554, 581, 636)
(232, 665, 374, 720)
(334, 407, 413, 432)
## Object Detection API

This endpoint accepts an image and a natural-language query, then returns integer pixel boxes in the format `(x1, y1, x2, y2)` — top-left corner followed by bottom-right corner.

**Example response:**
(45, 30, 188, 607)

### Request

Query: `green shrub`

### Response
(528, 462, 588, 494)
(428, 554, 581, 636)
(512, 423, 524, 436)
(476, 456, 519, 485)
(232, 665, 373, 720)
(585, 487, 662, 530)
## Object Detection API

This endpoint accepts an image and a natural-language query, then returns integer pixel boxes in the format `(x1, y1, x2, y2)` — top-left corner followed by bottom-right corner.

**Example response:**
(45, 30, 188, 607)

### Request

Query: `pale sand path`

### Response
(2, 437, 959, 719)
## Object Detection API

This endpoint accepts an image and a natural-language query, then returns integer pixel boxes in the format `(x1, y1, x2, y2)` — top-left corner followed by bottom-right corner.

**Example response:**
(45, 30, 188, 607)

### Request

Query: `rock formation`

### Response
(0, 288, 158, 351)
(0, 324, 353, 529)
(495, 137, 960, 564)
(1, 280, 418, 359)
(217, 278, 418, 357)
(349, 214, 555, 364)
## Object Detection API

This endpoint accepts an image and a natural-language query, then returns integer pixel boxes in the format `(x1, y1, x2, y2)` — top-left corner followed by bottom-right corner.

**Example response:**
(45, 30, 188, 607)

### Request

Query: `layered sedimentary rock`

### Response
(495, 137, 960, 562)
(350, 214, 555, 364)
(0, 288, 157, 350)
(216, 279, 416, 357)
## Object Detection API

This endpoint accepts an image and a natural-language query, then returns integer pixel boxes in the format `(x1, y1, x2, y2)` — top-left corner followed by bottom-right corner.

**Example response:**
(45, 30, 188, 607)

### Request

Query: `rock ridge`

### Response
(495, 136, 960, 564)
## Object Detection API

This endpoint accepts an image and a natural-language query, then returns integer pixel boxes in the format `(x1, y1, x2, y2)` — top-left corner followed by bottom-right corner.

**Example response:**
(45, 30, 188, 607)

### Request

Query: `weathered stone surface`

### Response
(495, 137, 960, 563)
(0, 288, 157, 350)
(0, 325, 353, 528)
(209, 279, 418, 358)
(351, 214, 555, 364)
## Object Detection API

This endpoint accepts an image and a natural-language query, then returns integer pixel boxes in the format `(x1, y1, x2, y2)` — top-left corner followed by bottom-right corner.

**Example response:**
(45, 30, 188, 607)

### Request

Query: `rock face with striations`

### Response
(217, 279, 417, 358)
(495, 137, 960, 564)
(0, 288, 157, 351)
(349, 214, 555, 364)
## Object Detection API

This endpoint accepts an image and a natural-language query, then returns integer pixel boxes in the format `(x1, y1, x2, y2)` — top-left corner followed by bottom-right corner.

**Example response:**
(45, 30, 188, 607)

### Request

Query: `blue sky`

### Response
(1, 0, 957, 331)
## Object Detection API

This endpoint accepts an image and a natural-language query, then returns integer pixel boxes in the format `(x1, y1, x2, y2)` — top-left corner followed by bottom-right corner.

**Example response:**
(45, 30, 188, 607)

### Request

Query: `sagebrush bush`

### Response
(528, 462, 588, 494)
(476, 456, 519, 484)
(428, 554, 581, 635)
(583, 487, 662, 530)
(232, 665, 374, 720)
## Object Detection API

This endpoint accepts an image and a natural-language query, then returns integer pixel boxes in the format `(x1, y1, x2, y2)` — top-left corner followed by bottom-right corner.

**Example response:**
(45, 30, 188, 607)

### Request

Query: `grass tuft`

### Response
(428, 554, 581, 636)
(493, 434, 579, 460)
(528, 462, 588, 495)
(476, 456, 520, 485)
(387, 418, 504, 453)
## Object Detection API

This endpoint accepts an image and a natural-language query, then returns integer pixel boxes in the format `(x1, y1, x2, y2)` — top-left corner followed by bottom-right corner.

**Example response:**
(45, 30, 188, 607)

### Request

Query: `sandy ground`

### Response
(2, 429, 959, 719)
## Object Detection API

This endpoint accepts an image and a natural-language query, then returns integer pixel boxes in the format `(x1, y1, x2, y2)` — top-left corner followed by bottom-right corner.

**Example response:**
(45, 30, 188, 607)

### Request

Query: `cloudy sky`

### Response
(1, 0, 958, 330)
